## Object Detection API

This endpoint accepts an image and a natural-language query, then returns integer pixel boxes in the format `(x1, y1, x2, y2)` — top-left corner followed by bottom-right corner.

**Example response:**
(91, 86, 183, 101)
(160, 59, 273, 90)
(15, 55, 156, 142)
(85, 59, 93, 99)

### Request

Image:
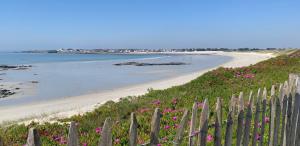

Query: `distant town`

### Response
(20, 48, 293, 54)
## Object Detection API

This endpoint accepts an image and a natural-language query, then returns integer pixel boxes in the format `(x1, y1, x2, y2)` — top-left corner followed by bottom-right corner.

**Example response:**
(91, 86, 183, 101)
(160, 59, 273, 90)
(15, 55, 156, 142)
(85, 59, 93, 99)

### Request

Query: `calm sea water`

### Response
(0, 53, 161, 65)
(0, 53, 232, 106)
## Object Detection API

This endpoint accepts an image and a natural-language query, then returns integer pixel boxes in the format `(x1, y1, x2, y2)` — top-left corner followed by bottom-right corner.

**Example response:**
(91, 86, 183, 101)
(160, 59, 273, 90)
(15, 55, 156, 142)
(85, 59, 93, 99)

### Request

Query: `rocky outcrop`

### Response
(0, 88, 15, 98)
(0, 65, 32, 71)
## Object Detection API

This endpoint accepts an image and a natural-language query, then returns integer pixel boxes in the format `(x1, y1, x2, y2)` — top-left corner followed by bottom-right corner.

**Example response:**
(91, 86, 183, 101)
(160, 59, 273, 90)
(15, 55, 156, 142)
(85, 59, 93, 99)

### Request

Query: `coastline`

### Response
(0, 51, 274, 124)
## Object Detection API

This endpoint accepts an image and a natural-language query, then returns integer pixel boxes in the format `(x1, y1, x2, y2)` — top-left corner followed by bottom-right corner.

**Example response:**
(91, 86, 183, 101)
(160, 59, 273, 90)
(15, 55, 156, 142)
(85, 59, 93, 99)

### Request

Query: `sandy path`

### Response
(0, 51, 274, 124)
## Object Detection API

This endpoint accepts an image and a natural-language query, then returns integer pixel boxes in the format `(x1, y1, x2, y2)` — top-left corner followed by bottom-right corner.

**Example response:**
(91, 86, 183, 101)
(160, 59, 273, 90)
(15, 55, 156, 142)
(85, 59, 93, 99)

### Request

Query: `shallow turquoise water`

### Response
(0, 53, 232, 106)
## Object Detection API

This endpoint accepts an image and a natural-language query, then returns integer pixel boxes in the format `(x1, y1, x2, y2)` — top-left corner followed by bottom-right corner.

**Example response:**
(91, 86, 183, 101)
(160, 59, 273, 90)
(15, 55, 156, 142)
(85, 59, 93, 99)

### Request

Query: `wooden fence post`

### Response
(289, 74, 298, 95)
(214, 97, 222, 146)
(236, 92, 244, 146)
(259, 87, 267, 146)
(290, 76, 300, 146)
(283, 92, 293, 146)
(224, 111, 233, 146)
(99, 118, 112, 146)
(280, 82, 288, 146)
(173, 109, 189, 146)
(295, 109, 300, 146)
(251, 88, 261, 146)
(189, 102, 198, 146)
(295, 76, 300, 145)
(273, 96, 281, 146)
(198, 99, 209, 146)
(230, 94, 238, 115)
(26, 128, 41, 146)
(0, 136, 3, 146)
(242, 91, 253, 146)
(67, 121, 79, 146)
(129, 112, 138, 146)
(150, 108, 161, 146)
(268, 85, 276, 146)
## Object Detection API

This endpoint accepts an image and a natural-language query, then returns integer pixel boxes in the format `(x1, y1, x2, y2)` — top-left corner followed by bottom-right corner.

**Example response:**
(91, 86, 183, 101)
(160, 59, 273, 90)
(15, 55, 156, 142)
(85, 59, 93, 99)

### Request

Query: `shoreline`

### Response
(0, 51, 274, 124)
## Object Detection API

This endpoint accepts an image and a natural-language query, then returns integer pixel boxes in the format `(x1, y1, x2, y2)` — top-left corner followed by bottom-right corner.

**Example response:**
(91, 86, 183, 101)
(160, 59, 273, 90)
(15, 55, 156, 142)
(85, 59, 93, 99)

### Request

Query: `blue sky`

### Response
(0, 0, 299, 50)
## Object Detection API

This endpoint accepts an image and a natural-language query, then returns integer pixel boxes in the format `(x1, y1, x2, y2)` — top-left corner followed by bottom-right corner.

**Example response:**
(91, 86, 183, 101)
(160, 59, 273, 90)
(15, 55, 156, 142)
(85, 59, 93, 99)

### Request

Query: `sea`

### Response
(0, 52, 232, 106)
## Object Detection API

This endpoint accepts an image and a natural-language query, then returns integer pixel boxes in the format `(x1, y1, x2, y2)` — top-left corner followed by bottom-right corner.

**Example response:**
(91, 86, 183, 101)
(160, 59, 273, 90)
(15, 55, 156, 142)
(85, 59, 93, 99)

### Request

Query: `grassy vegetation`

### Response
(1, 50, 300, 146)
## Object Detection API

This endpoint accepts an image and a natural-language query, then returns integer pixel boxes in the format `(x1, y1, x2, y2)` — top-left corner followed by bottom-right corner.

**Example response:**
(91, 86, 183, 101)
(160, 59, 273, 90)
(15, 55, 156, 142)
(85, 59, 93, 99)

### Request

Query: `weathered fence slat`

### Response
(279, 83, 284, 107)
(268, 85, 276, 146)
(251, 88, 261, 146)
(198, 99, 209, 146)
(129, 112, 138, 146)
(289, 74, 298, 94)
(290, 77, 300, 146)
(259, 87, 267, 146)
(290, 76, 299, 146)
(236, 92, 244, 146)
(230, 94, 238, 115)
(150, 108, 161, 146)
(214, 97, 222, 146)
(295, 76, 300, 145)
(295, 109, 300, 145)
(273, 96, 281, 146)
(26, 128, 41, 146)
(224, 111, 233, 146)
(0, 136, 3, 146)
(99, 118, 112, 146)
(279, 81, 288, 146)
(173, 109, 189, 146)
(242, 91, 252, 146)
(284, 92, 293, 146)
(189, 102, 198, 146)
(67, 121, 79, 146)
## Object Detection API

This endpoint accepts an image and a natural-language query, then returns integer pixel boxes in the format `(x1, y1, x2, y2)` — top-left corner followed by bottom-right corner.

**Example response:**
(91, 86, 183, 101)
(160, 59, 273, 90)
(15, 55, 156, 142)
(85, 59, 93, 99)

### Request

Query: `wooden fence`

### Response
(24, 74, 300, 146)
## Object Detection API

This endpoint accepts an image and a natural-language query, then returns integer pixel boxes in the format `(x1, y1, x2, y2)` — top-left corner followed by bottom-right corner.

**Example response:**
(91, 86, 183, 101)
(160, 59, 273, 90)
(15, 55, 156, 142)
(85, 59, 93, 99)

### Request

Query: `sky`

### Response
(0, 0, 300, 51)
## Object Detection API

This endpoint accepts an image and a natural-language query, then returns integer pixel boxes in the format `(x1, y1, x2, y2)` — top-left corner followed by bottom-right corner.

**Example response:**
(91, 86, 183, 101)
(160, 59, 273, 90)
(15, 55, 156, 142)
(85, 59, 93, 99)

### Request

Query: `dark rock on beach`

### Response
(0, 88, 15, 98)
(114, 61, 188, 66)
(0, 65, 32, 71)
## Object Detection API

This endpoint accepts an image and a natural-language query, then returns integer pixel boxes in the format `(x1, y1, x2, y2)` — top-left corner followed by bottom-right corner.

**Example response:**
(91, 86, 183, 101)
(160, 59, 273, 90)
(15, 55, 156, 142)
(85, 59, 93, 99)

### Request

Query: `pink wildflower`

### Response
(95, 127, 102, 134)
(164, 125, 171, 130)
(243, 73, 255, 79)
(152, 100, 161, 106)
(256, 134, 261, 140)
(206, 134, 213, 142)
(197, 102, 204, 108)
(157, 144, 162, 146)
(114, 138, 120, 144)
(59, 136, 67, 144)
(264, 117, 270, 123)
(82, 142, 88, 146)
(172, 116, 177, 121)
(163, 108, 172, 114)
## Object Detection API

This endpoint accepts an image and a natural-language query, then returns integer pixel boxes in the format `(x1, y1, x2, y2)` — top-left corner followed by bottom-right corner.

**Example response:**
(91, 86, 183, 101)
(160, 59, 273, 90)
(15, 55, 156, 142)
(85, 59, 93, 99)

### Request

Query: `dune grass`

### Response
(1, 50, 300, 145)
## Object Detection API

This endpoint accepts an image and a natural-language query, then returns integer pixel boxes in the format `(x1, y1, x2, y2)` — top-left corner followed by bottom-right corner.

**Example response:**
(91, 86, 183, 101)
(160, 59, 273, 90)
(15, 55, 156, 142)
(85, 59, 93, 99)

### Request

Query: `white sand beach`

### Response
(0, 51, 274, 124)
